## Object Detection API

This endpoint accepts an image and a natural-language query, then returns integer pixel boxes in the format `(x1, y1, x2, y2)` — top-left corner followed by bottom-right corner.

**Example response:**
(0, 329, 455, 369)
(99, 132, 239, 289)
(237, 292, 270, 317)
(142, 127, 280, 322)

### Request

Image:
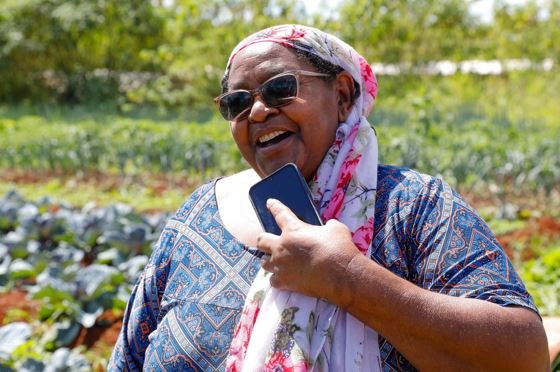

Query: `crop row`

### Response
(1, 69, 559, 196)
(0, 116, 245, 177)
(1, 112, 559, 197)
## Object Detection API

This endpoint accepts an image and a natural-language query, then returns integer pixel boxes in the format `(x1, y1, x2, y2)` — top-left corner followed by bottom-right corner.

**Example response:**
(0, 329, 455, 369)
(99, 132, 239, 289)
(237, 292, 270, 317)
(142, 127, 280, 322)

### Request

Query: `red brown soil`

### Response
(458, 188, 560, 261)
(0, 290, 41, 324)
(3, 214, 559, 346)
(0, 169, 197, 198)
(497, 217, 560, 260)
(69, 309, 123, 351)
(0, 290, 122, 355)
(0, 168, 203, 215)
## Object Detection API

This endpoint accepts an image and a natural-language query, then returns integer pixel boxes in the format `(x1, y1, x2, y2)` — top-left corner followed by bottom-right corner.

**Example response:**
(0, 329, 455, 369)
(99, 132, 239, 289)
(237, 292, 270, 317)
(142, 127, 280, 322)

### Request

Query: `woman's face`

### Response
(226, 42, 341, 180)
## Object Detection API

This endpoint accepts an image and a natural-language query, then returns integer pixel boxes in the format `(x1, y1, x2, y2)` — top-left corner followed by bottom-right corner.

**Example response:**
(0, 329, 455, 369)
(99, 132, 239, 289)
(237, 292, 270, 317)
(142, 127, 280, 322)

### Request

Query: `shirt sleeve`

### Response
(107, 182, 211, 371)
(407, 176, 537, 312)
(107, 226, 177, 371)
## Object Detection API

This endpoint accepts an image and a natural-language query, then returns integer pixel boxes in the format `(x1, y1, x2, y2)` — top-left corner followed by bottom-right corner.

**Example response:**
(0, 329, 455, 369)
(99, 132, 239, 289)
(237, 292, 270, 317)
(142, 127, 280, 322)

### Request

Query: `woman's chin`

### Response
(255, 160, 294, 177)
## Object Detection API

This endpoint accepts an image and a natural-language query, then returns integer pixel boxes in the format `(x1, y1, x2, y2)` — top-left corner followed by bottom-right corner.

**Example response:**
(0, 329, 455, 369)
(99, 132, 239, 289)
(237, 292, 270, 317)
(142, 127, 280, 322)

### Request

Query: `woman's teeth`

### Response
(258, 130, 287, 144)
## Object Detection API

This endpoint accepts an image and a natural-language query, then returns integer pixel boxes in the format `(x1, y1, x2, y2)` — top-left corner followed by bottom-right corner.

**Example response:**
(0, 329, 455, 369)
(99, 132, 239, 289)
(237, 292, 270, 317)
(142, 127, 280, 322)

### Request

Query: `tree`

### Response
(0, 0, 165, 102)
(126, 0, 308, 109)
(329, 0, 475, 64)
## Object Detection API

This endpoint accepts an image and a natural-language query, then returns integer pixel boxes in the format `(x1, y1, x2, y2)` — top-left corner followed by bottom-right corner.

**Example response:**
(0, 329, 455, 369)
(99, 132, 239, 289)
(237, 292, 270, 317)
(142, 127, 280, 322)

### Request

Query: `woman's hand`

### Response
(256, 198, 361, 303)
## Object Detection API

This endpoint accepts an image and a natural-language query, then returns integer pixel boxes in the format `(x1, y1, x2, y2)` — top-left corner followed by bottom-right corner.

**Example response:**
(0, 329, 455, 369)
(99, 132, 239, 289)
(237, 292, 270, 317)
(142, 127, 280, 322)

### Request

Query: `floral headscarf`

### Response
(225, 25, 381, 371)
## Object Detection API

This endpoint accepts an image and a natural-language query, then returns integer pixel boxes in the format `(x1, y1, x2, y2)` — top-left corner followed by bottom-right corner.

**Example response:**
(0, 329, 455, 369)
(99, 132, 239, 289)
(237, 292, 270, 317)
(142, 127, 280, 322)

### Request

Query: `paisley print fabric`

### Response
(108, 165, 537, 371)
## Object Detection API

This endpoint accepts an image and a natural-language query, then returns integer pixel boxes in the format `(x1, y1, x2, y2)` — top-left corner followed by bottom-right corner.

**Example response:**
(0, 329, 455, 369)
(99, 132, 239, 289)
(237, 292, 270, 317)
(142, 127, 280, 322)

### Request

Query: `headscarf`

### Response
(225, 24, 381, 371)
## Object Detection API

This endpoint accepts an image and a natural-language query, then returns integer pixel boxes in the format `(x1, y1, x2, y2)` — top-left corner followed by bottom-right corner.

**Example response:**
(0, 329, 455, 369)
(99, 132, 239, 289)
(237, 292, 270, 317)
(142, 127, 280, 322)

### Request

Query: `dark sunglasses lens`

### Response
(262, 75, 297, 107)
(219, 91, 252, 120)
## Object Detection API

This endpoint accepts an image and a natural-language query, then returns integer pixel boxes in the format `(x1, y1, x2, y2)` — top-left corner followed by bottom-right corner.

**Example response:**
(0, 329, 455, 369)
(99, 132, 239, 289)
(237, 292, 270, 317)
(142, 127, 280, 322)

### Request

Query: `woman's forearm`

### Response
(333, 253, 549, 371)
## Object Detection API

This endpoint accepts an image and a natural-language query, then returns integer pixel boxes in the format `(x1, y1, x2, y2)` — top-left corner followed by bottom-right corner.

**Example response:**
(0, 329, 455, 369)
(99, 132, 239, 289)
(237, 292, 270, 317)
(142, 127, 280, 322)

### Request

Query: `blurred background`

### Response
(0, 0, 559, 370)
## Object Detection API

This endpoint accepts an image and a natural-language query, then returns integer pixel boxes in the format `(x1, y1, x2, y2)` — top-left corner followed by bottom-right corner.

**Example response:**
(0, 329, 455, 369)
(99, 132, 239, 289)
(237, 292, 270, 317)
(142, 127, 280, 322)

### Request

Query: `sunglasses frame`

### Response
(214, 70, 332, 121)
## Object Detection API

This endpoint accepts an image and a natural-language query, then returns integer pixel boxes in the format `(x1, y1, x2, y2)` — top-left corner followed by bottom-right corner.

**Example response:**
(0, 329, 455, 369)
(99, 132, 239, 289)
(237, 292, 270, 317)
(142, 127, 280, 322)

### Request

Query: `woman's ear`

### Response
(334, 71, 355, 123)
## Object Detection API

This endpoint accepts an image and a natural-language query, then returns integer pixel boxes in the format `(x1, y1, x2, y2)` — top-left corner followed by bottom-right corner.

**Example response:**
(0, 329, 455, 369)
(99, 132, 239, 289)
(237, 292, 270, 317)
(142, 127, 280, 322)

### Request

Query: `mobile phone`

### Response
(249, 163, 323, 235)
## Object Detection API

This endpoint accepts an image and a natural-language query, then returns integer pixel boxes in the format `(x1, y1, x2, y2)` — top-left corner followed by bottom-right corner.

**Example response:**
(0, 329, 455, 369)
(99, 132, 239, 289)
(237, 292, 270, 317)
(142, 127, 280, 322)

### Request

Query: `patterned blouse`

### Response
(108, 165, 537, 371)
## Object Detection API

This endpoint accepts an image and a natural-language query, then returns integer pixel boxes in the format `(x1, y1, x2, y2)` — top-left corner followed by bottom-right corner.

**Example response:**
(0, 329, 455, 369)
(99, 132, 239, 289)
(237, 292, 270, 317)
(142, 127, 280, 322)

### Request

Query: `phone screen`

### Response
(249, 163, 323, 235)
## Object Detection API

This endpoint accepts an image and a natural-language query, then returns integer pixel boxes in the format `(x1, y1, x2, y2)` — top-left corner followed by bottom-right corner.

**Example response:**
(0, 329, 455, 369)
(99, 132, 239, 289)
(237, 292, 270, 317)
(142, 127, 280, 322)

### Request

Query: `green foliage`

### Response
(0, 191, 171, 368)
(0, 107, 245, 177)
(521, 246, 560, 316)
(0, 0, 165, 103)
(1, 67, 559, 200)
(491, 0, 560, 61)
(374, 70, 560, 196)
(554, 353, 560, 372)
(1, 0, 559, 107)
(1, 2, 559, 367)
(332, 0, 476, 63)
(126, 0, 308, 108)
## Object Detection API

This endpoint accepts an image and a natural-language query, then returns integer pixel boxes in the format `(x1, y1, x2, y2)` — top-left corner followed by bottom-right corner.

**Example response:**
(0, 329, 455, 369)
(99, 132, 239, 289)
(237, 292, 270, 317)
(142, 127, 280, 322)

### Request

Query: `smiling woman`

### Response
(224, 43, 347, 181)
(108, 24, 549, 371)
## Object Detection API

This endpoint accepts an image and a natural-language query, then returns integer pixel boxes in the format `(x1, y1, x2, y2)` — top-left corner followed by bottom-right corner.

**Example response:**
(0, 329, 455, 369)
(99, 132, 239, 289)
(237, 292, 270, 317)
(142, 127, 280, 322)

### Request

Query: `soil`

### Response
(0, 290, 122, 355)
(497, 216, 560, 260)
(0, 290, 41, 324)
(69, 309, 123, 351)
(2, 213, 560, 357)
(0, 169, 196, 196)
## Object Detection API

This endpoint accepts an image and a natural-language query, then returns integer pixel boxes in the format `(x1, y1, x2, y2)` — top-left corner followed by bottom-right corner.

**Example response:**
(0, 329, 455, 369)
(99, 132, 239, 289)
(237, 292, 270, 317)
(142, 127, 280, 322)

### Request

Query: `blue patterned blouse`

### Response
(108, 165, 537, 371)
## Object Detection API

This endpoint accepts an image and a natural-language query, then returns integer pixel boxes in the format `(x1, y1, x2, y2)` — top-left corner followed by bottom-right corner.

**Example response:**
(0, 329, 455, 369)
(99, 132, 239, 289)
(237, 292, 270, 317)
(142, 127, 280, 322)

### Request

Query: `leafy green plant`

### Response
(0, 190, 170, 368)
(521, 246, 560, 316)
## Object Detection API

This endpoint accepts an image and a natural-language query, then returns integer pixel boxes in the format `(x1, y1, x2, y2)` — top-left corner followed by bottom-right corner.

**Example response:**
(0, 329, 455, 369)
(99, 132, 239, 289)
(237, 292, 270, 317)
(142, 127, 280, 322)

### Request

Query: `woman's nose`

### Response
(248, 95, 278, 123)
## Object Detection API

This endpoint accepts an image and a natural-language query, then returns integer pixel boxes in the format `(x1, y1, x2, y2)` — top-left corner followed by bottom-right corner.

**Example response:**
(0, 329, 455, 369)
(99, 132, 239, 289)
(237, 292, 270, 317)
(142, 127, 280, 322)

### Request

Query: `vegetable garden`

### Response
(1, 70, 559, 369)
(1, 0, 560, 369)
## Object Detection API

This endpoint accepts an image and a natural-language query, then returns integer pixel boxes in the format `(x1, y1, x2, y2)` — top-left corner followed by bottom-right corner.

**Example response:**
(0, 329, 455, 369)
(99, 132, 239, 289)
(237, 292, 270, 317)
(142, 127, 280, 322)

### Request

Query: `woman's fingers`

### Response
(256, 198, 301, 257)
(259, 254, 273, 270)
(268, 272, 279, 287)
(256, 227, 282, 256)
(266, 198, 301, 230)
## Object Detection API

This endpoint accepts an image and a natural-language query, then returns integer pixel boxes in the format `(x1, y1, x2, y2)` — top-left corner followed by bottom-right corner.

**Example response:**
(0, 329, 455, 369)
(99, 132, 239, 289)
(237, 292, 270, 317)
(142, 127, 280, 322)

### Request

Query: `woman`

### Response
(109, 25, 548, 371)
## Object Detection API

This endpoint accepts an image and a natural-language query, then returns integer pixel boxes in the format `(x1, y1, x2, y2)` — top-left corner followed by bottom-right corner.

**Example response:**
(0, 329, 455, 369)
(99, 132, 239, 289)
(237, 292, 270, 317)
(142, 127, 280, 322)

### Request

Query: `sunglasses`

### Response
(214, 70, 331, 121)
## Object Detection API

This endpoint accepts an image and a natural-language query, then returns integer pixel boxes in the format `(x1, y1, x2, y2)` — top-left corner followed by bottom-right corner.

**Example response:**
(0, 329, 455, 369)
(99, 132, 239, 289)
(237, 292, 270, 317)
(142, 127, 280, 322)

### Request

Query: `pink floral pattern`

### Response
(225, 25, 381, 371)
(226, 299, 261, 371)
(359, 55, 378, 113)
(352, 216, 375, 254)
(321, 153, 361, 219)
(265, 352, 309, 372)
(227, 24, 307, 66)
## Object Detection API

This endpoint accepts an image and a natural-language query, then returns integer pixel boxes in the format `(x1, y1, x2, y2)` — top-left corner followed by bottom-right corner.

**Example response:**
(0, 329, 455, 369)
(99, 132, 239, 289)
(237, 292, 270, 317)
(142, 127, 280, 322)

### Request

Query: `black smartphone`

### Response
(249, 163, 323, 235)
